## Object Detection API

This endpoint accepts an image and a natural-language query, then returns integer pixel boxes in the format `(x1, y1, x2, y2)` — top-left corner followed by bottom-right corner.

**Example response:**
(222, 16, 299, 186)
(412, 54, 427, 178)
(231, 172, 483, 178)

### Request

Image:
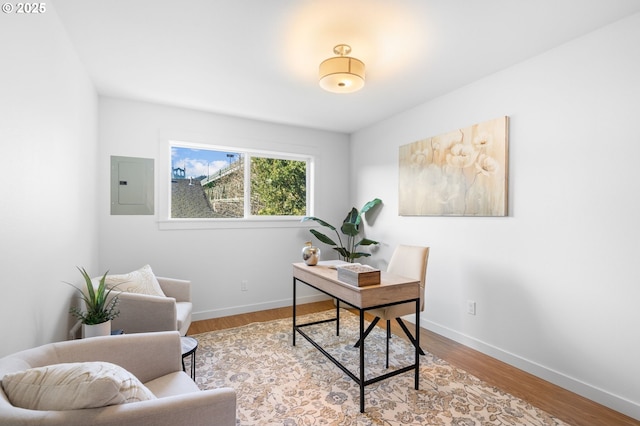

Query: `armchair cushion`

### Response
(2, 361, 156, 411)
(105, 264, 165, 297)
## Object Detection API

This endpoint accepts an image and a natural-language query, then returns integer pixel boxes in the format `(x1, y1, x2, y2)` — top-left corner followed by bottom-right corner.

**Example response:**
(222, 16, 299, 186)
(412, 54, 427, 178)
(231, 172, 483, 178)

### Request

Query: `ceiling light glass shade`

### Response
(319, 45, 365, 94)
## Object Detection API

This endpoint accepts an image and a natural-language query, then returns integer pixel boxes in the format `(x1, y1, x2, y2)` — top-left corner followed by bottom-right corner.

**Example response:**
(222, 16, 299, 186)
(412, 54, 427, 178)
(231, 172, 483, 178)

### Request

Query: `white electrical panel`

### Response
(110, 156, 154, 215)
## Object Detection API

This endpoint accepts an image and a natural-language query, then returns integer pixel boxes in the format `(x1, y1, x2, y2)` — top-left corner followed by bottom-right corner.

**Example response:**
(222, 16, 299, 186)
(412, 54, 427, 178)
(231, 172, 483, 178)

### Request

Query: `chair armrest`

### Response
(1, 386, 236, 426)
(89, 388, 237, 426)
(157, 277, 191, 303)
(110, 292, 177, 334)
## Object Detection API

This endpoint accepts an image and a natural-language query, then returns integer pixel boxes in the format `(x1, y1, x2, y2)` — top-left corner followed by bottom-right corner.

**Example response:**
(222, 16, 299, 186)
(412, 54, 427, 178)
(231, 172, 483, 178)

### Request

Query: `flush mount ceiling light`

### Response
(319, 44, 365, 94)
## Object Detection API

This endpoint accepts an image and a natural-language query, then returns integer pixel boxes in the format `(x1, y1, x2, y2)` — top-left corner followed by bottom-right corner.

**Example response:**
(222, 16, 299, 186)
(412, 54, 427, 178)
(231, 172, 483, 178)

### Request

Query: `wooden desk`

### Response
(292, 262, 420, 413)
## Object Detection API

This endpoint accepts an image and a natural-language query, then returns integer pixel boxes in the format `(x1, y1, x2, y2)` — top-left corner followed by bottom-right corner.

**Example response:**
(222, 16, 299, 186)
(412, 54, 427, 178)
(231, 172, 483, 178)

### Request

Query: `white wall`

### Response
(350, 13, 640, 419)
(98, 98, 349, 319)
(0, 6, 98, 356)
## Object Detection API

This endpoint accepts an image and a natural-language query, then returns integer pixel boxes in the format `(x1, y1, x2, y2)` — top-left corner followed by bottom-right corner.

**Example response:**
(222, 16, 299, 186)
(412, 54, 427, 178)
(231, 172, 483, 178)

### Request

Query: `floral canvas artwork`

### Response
(399, 116, 508, 216)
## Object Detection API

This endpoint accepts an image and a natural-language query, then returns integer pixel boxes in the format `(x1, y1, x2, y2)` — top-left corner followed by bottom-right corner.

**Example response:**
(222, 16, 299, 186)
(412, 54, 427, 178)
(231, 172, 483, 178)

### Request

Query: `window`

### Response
(170, 143, 311, 220)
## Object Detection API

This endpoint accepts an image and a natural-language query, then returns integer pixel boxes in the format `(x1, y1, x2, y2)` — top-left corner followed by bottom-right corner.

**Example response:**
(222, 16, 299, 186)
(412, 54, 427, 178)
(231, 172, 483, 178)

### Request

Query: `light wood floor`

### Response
(188, 301, 639, 426)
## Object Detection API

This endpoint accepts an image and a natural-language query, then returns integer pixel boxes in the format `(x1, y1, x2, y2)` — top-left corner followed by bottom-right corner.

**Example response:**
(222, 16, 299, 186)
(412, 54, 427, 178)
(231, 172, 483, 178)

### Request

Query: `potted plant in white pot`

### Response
(66, 267, 120, 338)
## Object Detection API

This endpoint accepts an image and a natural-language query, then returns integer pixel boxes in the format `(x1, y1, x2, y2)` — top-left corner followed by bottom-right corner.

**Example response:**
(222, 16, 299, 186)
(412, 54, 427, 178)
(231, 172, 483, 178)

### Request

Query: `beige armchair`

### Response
(111, 276, 193, 336)
(0, 331, 236, 426)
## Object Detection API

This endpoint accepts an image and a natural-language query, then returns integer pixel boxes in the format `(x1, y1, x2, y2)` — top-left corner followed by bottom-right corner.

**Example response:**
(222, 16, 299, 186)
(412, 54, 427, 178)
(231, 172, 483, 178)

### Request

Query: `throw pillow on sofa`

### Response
(1, 361, 156, 410)
(104, 264, 166, 297)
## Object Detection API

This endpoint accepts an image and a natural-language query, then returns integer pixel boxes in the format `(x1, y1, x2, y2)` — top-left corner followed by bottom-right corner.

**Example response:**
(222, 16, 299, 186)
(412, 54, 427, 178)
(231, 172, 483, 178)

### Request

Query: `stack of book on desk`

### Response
(336, 263, 381, 287)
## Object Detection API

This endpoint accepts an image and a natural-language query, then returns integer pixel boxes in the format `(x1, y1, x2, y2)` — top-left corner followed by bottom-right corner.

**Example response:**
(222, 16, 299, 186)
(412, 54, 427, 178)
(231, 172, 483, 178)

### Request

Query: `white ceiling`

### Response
(52, 0, 640, 134)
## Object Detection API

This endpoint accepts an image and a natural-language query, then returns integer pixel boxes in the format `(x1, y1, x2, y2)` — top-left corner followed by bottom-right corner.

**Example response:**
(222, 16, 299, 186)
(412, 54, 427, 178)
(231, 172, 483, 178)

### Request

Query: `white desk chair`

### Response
(355, 245, 430, 367)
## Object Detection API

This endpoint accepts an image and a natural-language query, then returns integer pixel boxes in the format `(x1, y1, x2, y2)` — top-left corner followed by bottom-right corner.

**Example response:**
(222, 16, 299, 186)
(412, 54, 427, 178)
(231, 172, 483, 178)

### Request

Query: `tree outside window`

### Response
(171, 145, 309, 219)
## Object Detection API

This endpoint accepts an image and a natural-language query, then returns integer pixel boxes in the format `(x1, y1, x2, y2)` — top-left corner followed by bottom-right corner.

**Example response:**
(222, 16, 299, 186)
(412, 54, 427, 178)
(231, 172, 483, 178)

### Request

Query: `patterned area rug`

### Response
(190, 310, 568, 425)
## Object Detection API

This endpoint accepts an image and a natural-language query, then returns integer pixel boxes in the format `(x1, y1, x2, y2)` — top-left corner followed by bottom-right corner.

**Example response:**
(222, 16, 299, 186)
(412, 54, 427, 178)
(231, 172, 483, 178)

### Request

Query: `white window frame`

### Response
(158, 139, 316, 230)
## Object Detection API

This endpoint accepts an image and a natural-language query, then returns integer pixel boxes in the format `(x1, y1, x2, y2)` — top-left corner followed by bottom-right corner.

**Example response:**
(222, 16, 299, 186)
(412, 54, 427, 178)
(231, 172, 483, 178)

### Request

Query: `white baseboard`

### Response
(192, 294, 330, 321)
(418, 317, 640, 421)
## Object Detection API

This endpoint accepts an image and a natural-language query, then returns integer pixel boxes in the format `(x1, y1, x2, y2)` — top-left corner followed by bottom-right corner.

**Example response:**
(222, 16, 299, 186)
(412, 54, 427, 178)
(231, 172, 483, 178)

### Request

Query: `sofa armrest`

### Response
(110, 291, 177, 334)
(157, 277, 191, 303)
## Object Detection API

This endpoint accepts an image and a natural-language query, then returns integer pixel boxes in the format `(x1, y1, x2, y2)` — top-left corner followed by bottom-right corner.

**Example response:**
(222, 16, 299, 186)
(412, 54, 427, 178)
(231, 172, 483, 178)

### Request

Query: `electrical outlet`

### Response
(467, 300, 476, 315)
(241, 280, 248, 291)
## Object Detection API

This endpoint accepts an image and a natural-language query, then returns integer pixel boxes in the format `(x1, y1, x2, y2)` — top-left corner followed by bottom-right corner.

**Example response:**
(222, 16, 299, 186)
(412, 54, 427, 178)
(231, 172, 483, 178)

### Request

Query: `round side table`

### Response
(180, 336, 198, 380)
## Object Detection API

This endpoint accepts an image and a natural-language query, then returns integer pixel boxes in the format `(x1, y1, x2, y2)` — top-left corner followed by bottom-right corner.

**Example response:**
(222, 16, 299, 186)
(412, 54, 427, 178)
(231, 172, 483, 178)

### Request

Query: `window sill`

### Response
(157, 217, 312, 230)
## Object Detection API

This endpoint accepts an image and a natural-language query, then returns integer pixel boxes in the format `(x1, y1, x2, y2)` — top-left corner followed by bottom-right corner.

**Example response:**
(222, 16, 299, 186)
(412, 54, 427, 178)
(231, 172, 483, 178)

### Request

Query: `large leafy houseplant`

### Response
(66, 267, 120, 325)
(302, 198, 382, 263)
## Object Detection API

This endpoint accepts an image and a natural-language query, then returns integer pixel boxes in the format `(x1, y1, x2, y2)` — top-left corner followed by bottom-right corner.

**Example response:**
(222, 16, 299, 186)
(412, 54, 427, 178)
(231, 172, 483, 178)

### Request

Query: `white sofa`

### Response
(0, 332, 236, 426)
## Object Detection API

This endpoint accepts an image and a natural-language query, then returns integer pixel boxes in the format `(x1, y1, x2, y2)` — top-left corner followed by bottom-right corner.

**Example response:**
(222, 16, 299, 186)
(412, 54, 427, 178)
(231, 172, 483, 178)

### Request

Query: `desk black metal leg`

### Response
(414, 299, 420, 390)
(359, 309, 365, 413)
(292, 267, 419, 414)
(292, 277, 297, 346)
(336, 299, 340, 336)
